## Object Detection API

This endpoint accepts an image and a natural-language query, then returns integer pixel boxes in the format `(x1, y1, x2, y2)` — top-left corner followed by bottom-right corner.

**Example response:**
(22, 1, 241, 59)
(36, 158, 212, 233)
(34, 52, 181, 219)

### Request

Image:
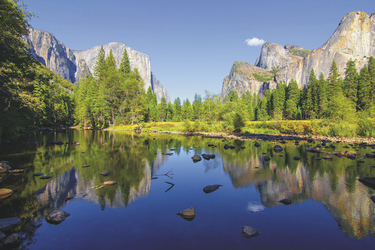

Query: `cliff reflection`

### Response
(221, 142, 375, 239)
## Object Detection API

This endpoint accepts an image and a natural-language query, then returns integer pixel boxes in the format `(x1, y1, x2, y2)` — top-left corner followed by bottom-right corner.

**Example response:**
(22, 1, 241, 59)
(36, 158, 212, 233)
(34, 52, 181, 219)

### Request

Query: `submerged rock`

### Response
(293, 156, 301, 160)
(176, 207, 196, 221)
(0, 217, 22, 231)
(40, 176, 52, 179)
(279, 199, 292, 205)
(254, 142, 261, 147)
(101, 171, 110, 176)
(33, 173, 44, 176)
(192, 155, 202, 162)
(202, 154, 210, 160)
(0, 188, 13, 200)
(322, 154, 333, 160)
(241, 226, 260, 238)
(274, 145, 283, 152)
(366, 153, 375, 158)
(4, 233, 20, 246)
(358, 177, 375, 189)
(203, 184, 223, 193)
(263, 156, 270, 161)
(208, 154, 216, 159)
(46, 210, 70, 225)
(103, 181, 117, 186)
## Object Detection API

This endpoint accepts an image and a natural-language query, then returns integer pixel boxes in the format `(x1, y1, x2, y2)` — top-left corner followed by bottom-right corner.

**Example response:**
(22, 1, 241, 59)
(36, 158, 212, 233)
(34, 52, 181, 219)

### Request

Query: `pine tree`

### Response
(368, 56, 375, 104)
(119, 48, 131, 75)
(174, 97, 182, 118)
(343, 60, 358, 104)
(159, 92, 167, 122)
(327, 60, 342, 101)
(94, 46, 106, 80)
(192, 93, 202, 120)
(272, 82, 286, 119)
(317, 73, 328, 118)
(357, 65, 371, 111)
(256, 97, 268, 121)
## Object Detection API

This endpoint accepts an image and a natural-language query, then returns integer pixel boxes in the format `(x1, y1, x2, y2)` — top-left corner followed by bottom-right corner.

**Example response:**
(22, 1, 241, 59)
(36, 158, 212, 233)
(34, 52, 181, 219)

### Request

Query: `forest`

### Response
(1, 0, 375, 138)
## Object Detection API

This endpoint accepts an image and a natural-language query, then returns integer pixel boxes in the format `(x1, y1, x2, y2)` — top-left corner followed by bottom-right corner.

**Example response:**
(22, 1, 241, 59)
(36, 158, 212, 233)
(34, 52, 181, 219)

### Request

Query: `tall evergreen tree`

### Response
(343, 60, 358, 104)
(357, 65, 371, 111)
(119, 48, 131, 75)
(159, 92, 167, 122)
(327, 60, 342, 101)
(368, 56, 375, 104)
(317, 73, 328, 118)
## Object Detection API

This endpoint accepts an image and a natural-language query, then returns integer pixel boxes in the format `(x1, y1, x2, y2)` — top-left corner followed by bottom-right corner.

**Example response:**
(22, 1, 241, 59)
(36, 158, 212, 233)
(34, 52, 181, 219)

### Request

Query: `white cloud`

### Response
(245, 37, 265, 46)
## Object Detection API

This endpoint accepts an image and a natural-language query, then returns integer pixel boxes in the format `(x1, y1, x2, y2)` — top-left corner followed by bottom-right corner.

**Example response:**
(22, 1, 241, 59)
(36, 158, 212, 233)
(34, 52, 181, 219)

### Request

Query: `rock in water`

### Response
(46, 210, 70, 225)
(40, 176, 52, 179)
(274, 145, 283, 152)
(263, 156, 270, 161)
(254, 142, 261, 147)
(101, 171, 110, 176)
(208, 154, 215, 159)
(241, 226, 260, 238)
(103, 181, 117, 186)
(0, 188, 13, 200)
(279, 199, 292, 205)
(358, 177, 375, 189)
(201, 154, 210, 160)
(176, 207, 196, 221)
(4, 233, 20, 246)
(192, 155, 202, 162)
(0, 217, 22, 231)
(322, 154, 333, 160)
(203, 184, 223, 193)
(293, 156, 301, 160)
(0, 231, 5, 241)
(33, 173, 44, 176)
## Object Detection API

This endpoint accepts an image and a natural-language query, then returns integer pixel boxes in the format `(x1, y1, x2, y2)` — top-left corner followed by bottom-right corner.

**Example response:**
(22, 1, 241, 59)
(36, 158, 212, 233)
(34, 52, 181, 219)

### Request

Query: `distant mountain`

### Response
(26, 27, 170, 103)
(222, 11, 375, 98)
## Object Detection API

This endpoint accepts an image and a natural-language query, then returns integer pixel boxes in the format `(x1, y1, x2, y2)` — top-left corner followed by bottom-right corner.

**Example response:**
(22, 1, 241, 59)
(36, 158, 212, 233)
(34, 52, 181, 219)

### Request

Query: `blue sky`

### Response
(24, 0, 374, 102)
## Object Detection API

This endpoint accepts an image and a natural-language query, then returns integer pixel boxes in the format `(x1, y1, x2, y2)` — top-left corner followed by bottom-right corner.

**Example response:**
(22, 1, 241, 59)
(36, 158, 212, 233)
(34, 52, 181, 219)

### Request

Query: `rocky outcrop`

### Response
(222, 11, 375, 96)
(221, 62, 277, 98)
(26, 28, 170, 102)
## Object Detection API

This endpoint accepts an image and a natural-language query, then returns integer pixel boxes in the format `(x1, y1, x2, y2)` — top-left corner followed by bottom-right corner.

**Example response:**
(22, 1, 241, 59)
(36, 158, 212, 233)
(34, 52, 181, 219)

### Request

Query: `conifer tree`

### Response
(368, 56, 375, 104)
(159, 92, 167, 122)
(119, 48, 131, 75)
(357, 65, 371, 111)
(327, 60, 342, 101)
(317, 73, 328, 118)
(174, 97, 182, 118)
(343, 60, 358, 104)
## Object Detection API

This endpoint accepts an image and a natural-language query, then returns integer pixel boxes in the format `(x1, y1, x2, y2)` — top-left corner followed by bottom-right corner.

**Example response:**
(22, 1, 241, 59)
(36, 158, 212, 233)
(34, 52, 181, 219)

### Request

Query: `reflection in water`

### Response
(221, 142, 375, 239)
(1, 131, 375, 248)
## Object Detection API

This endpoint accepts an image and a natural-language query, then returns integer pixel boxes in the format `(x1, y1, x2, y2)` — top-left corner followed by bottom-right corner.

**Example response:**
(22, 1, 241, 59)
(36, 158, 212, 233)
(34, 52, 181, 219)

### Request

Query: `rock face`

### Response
(26, 28, 170, 103)
(222, 11, 375, 97)
(0, 217, 22, 231)
(221, 62, 277, 98)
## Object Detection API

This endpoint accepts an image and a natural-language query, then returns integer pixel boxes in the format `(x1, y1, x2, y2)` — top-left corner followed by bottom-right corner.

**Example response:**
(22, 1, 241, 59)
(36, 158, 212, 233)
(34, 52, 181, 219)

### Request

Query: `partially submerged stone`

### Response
(0, 188, 13, 200)
(177, 207, 195, 221)
(241, 226, 260, 238)
(203, 184, 223, 193)
(366, 153, 375, 158)
(208, 154, 216, 159)
(4, 233, 20, 246)
(263, 156, 270, 161)
(0, 217, 22, 231)
(33, 173, 44, 176)
(358, 177, 375, 189)
(40, 176, 52, 179)
(103, 181, 117, 186)
(192, 155, 202, 162)
(279, 199, 292, 205)
(322, 154, 333, 160)
(82, 165, 90, 168)
(293, 156, 301, 160)
(254, 142, 261, 147)
(201, 154, 210, 160)
(274, 145, 283, 152)
(46, 210, 70, 225)
(101, 171, 110, 176)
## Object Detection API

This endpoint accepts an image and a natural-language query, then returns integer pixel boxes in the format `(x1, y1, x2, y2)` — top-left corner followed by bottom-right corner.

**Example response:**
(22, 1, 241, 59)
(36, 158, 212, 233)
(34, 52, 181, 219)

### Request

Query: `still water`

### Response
(1, 130, 375, 249)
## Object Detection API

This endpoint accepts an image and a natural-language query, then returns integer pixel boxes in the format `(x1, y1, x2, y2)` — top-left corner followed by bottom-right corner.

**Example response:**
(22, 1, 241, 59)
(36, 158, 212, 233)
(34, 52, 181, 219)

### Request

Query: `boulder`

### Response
(274, 145, 283, 152)
(0, 217, 22, 231)
(279, 199, 292, 205)
(192, 155, 202, 162)
(201, 154, 210, 160)
(0, 189, 13, 200)
(254, 142, 261, 147)
(347, 154, 356, 159)
(203, 184, 223, 193)
(0, 162, 11, 173)
(208, 154, 216, 159)
(46, 210, 70, 225)
(293, 156, 301, 160)
(366, 153, 375, 158)
(176, 207, 195, 221)
(103, 181, 117, 186)
(263, 156, 270, 161)
(40, 176, 52, 179)
(332, 151, 345, 156)
(241, 226, 260, 238)
(224, 144, 230, 149)
(322, 154, 333, 159)
(241, 146, 246, 149)
(358, 177, 375, 189)
(101, 171, 110, 176)
(4, 233, 19, 246)
(306, 148, 321, 153)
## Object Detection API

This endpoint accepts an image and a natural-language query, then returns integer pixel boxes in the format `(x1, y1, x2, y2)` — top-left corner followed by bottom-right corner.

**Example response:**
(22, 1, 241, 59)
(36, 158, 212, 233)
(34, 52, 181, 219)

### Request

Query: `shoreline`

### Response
(103, 128, 375, 144)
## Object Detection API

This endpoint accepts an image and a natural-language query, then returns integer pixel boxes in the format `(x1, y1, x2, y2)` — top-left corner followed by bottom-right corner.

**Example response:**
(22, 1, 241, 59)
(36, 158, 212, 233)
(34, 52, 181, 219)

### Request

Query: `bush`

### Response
(233, 113, 245, 132)
(330, 122, 357, 138)
(357, 119, 375, 137)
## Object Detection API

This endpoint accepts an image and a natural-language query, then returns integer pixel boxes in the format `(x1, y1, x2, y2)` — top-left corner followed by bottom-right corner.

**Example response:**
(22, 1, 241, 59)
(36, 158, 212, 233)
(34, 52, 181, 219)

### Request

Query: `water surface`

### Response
(1, 130, 375, 249)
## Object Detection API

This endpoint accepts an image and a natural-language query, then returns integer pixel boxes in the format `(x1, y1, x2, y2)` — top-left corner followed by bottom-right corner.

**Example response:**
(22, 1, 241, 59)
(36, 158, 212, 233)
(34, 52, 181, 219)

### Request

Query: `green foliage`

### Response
(233, 112, 245, 132)
(253, 72, 274, 82)
(289, 48, 311, 58)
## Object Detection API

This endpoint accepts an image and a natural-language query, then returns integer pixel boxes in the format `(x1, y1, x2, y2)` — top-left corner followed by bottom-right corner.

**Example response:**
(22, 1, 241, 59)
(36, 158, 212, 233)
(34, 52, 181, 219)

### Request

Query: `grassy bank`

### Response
(107, 119, 375, 139)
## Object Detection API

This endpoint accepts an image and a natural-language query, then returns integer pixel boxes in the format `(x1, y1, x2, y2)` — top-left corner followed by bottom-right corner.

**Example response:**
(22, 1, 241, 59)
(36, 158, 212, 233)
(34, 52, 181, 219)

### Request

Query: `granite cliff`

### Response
(26, 27, 170, 103)
(222, 11, 375, 97)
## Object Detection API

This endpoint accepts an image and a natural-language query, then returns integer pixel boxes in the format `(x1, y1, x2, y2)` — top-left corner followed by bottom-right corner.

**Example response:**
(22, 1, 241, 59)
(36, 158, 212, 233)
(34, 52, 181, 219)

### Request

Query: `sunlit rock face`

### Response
(221, 62, 277, 98)
(222, 11, 375, 96)
(26, 28, 170, 102)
